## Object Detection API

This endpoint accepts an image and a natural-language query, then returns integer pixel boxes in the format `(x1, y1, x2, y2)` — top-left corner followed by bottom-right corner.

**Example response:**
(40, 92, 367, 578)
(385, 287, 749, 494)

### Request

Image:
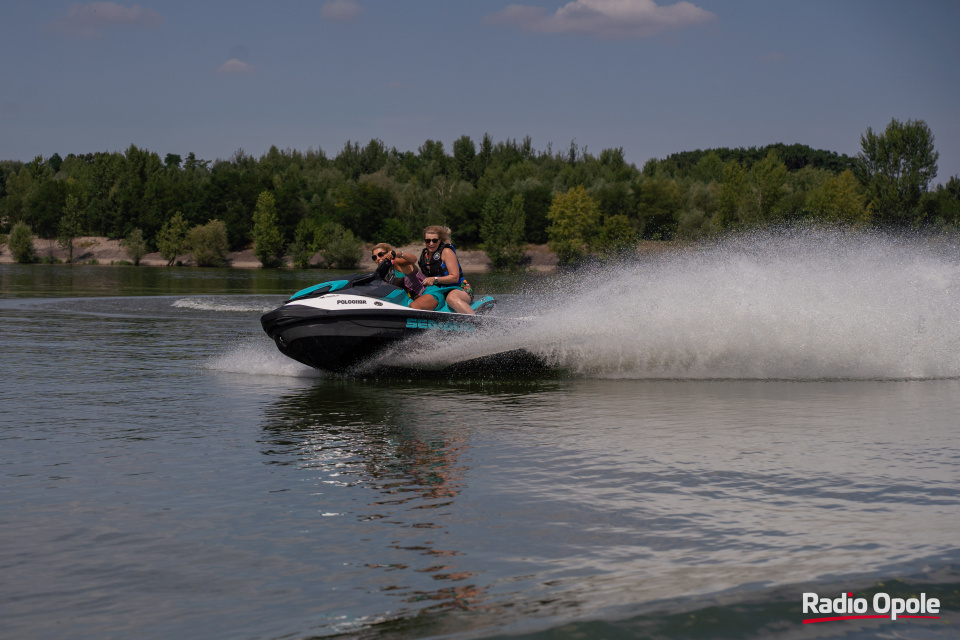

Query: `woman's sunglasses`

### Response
(424, 238, 440, 244)
(371, 251, 387, 262)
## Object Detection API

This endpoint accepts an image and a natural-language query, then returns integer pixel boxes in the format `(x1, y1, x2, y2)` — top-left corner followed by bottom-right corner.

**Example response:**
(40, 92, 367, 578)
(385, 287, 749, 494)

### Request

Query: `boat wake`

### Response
(384, 229, 960, 380)
(173, 298, 276, 313)
(207, 336, 321, 378)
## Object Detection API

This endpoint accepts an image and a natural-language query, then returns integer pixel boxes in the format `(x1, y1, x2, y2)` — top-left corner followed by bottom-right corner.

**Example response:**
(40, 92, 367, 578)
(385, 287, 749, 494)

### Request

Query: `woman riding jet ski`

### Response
(260, 253, 497, 373)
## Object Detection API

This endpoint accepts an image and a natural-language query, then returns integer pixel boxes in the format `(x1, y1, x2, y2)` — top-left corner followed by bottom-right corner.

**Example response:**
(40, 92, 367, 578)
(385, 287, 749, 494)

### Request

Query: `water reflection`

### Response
(259, 380, 554, 616)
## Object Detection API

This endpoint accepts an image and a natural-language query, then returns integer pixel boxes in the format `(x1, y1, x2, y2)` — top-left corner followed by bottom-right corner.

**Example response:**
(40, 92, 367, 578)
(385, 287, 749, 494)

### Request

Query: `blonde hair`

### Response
(372, 242, 394, 255)
(423, 225, 451, 244)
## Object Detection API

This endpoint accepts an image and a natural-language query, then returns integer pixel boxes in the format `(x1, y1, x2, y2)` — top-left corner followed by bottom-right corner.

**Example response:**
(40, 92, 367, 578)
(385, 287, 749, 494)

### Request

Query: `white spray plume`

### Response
(387, 229, 960, 380)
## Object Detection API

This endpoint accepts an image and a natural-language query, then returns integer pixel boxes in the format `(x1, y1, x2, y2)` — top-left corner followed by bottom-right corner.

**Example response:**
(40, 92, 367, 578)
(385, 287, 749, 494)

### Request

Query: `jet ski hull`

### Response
(261, 303, 484, 372)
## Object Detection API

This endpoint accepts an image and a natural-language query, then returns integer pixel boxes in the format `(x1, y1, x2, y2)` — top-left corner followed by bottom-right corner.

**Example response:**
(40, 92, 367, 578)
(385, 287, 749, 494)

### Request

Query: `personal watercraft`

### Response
(261, 267, 540, 374)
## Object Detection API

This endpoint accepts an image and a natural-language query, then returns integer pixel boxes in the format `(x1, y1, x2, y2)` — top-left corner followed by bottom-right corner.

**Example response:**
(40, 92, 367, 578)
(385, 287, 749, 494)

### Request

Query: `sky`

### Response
(1, 0, 958, 181)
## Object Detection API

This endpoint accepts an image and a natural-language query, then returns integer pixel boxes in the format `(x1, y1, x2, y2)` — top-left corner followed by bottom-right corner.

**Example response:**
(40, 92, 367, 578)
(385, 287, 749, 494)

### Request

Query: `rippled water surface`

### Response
(2, 232, 959, 640)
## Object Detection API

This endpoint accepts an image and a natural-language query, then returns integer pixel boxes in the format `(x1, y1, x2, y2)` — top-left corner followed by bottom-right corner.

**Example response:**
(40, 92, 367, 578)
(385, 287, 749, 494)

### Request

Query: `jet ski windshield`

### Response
(286, 271, 388, 303)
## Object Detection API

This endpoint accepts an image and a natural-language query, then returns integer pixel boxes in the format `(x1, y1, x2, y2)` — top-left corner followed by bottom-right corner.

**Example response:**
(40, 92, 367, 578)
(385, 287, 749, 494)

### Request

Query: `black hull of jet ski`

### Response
(261, 305, 485, 373)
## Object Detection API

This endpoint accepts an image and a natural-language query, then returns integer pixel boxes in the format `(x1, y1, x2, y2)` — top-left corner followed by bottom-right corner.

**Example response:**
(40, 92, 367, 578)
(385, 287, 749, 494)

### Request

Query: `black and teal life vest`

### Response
(418, 242, 466, 287)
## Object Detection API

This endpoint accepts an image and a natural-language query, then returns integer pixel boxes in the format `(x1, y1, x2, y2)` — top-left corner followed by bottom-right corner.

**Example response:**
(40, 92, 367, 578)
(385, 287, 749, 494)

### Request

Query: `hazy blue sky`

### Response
(2, 1, 958, 180)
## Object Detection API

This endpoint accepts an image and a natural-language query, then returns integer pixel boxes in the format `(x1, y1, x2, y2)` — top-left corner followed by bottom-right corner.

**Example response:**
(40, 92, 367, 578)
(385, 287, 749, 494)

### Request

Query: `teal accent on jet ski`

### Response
(288, 280, 349, 301)
(384, 288, 413, 306)
(471, 295, 495, 313)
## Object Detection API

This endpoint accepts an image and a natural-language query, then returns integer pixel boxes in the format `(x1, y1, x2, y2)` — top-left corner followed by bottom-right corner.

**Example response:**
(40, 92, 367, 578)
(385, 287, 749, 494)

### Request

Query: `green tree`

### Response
(593, 180, 633, 222)
(481, 192, 527, 269)
(378, 218, 410, 247)
(120, 228, 148, 265)
(916, 176, 960, 228)
(677, 182, 719, 240)
(319, 222, 362, 269)
(417, 139, 451, 183)
(29, 177, 68, 238)
(690, 151, 725, 183)
(780, 166, 830, 220)
(636, 177, 683, 239)
(156, 212, 189, 266)
(359, 138, 389, 175)
(8, 222, 38, 263)
(805, 169, 868, 225)
(252, 191, 285, 268)
(57, 194, 84, 262)
(48, 153, 63, 174)
(547, 185, 601, 264)
(79, 151, 124, 237)
(288, 219, 317, 269)
(439, 183, 484, 246)
(597, 214, 636, 256)
(855, 118, 939, 226)
(749, 151, 788, 222)
(514, 180, 552, 244)
(111, 144, 164, 239)
(716, 161, 753, 228)
(333, 181, 398, 240)
(187, 220, 229, 267)
(452, 135, 478, 183)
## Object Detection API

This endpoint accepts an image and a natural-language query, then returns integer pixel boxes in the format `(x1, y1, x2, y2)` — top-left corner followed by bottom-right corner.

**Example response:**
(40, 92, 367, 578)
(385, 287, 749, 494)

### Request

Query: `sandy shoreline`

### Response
(0, 237, 561, 273)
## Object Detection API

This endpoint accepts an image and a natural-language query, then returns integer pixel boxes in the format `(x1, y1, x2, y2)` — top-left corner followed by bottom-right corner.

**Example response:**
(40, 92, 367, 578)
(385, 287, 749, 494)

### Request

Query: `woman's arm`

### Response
(430, 248, 460, 286)
(391, 250, 416, 267)
(389, 250, 417, 275)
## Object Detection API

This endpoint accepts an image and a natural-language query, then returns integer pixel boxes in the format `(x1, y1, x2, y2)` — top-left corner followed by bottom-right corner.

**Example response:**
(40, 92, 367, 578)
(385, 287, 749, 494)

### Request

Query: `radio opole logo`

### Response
(803, 591, 941, 624)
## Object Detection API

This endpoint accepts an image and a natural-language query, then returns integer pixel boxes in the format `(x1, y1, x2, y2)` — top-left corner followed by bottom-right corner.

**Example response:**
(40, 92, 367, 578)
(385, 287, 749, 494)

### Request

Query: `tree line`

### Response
(1, 119, 957, 267)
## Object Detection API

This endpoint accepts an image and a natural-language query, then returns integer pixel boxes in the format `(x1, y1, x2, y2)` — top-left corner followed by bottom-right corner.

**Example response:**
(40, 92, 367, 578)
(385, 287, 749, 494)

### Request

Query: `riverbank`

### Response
(0, 237, 561, 272)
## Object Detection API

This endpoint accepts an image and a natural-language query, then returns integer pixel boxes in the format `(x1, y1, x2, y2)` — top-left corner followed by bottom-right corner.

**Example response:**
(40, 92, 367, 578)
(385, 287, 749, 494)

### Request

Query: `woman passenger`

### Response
(371, 243, 436, 310)
(417, 226, 474, 315)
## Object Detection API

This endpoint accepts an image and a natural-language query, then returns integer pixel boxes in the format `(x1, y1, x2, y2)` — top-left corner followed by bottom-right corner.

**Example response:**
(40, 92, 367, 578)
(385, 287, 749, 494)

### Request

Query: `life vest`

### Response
(384, 265, 425, 299)
(418, 242, 467, 287)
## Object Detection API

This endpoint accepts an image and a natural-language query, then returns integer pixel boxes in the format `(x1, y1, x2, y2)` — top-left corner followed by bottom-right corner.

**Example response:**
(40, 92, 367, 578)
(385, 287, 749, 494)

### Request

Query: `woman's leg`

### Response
(410, 293, 439, 310)
(445, 289, 474, 314)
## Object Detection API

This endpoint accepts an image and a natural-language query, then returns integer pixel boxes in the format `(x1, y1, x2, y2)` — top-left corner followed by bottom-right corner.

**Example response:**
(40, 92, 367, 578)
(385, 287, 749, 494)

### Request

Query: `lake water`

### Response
(2, 231, 959, 639)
